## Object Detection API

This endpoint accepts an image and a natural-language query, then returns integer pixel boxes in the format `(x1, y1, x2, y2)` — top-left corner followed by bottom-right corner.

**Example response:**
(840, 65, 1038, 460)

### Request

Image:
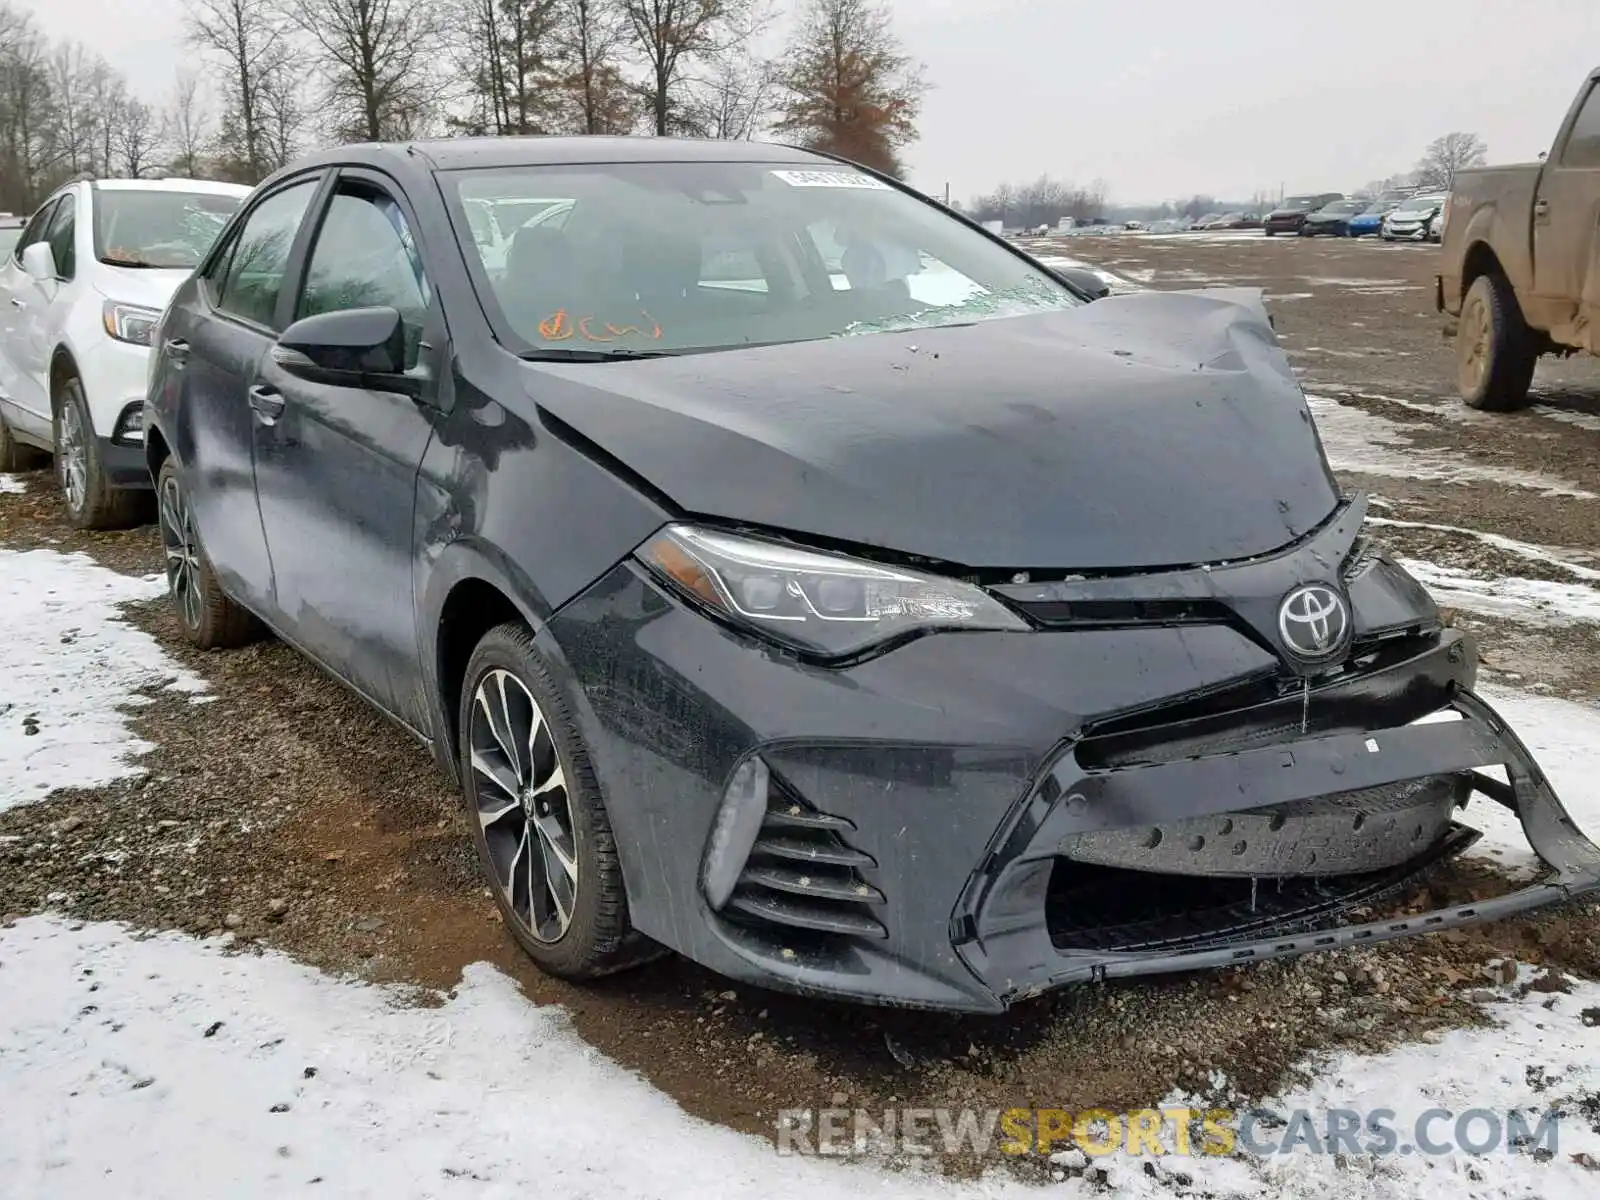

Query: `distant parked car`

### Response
(1347, 190, 1415, 237)
(1381, 192, 1448, 241)
(1300, 199, 1367, 237)
(1262, 193, 1344, 236)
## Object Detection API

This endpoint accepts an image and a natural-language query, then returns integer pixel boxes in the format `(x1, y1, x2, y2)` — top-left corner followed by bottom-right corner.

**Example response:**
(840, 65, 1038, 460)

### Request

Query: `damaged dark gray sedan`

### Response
(144, 137, 1600, 1012)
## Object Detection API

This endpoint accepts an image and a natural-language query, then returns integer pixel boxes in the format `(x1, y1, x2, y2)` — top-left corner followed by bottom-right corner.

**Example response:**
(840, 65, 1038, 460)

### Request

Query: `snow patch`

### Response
(1401, 560, 1600, 627)
(0, 474, 27, 494)
(0, 549, 206, 813)
(0, 915, 1035, 1200)
(1366, 517, 1600, 580)
(1306, 395, 1597, 497)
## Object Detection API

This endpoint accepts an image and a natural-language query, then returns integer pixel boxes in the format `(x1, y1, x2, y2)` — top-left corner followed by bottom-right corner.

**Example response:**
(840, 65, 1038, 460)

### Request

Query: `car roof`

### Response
(91, 178, 252, 196)
(292, 136, 842, 174)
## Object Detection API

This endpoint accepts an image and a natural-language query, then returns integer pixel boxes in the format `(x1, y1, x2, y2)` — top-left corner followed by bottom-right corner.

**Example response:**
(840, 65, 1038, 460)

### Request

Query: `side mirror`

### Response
(271, 306, 421, 396)
(1052, 266, 1111, 302)
(22, 241, 54, 282)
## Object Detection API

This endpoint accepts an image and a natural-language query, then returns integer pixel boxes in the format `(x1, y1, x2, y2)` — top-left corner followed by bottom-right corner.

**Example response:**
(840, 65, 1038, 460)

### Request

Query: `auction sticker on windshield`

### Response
(770, 169, 891, 189)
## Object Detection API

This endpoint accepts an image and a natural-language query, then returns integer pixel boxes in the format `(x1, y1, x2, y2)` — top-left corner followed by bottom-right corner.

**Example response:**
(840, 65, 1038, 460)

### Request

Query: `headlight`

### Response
(102, 301, 162, 346)
(636, 524, 1029, 657)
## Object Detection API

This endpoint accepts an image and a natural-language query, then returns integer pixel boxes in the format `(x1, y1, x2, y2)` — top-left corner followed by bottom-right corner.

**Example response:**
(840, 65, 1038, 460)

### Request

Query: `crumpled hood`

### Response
(521, 291, 1341, 570)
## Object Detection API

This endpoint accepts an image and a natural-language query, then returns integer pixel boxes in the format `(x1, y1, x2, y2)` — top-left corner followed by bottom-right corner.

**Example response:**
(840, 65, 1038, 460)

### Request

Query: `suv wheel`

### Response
(459, 623, 656, 979)
(155, 457, 263, 649)
(54, 376, 147, 529)
(1457, 273, 1538, 412)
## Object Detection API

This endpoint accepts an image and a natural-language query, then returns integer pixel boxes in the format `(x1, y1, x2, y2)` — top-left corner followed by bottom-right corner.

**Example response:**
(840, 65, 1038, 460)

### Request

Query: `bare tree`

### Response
(113, 97, 163, 176)
(0, 5, 59, 208)
(453, 0, 562, 135)
(622, 0, 748, 136)
(256, 62, 305, 170)
(771, 0, 925, 178)
(283, 0, 444, 142)
(1417, 132, 1488, 190)
(552, 0, 633, 134)
(49, 43, 102, 176)
(185, 0, 291, 182)
(166, 70, 211, 176)
(677, 0, 776, 139)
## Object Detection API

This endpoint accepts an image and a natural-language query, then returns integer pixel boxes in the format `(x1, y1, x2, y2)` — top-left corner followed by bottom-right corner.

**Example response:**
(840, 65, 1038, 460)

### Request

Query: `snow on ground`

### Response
(1401, 560, 1600, 628)
(0, 548, 206, 813)
(0, 915, 1041, 1200)
(1306, 394, 1597, 497)
(0, 473, 26, 494)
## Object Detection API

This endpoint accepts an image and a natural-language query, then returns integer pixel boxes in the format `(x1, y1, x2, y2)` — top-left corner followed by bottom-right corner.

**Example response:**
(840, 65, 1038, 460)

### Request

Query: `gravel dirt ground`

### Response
(5, 230, 1600, 1181)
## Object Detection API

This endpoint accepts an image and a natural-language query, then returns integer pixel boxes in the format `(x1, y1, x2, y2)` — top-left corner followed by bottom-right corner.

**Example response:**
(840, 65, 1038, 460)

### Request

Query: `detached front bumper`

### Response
(956, 686, 1600, 1004)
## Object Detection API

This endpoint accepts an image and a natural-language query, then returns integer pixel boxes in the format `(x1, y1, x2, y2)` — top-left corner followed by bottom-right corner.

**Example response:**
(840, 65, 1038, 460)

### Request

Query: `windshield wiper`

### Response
(99, 256, 164, 268)
(517, 346, 681, 362)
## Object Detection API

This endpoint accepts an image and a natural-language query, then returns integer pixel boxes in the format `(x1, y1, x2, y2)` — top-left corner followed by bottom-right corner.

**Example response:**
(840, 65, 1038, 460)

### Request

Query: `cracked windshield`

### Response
(451, 162, 1079, 357)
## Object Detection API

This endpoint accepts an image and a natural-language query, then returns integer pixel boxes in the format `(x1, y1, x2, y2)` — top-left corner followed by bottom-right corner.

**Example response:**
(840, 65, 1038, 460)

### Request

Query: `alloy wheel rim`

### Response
(58, 403, 87, 512)
(469, 668, 578, 943)
(1460, 296, 1490, 392)
(158, 475, 203, 631)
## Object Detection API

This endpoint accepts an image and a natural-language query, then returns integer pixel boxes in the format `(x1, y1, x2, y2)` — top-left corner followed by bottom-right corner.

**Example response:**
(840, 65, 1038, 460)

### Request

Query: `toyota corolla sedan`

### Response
(143, 139, 1600, 1012)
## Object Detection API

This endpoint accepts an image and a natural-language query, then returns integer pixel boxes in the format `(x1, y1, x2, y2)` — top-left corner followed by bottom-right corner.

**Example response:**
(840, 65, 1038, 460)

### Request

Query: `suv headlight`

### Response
(636, 524, 1028, 658)
(102, 301, 163, 346)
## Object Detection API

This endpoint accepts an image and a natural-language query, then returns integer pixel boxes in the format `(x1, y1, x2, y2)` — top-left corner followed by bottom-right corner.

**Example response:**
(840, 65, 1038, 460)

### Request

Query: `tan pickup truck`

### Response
(1437, 66, 1600, 410)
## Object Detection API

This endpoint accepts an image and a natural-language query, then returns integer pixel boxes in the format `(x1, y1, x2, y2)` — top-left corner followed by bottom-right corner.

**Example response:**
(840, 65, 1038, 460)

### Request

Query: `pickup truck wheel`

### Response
(1457, 274, 1537, 412)
(54, 377, 149, 529)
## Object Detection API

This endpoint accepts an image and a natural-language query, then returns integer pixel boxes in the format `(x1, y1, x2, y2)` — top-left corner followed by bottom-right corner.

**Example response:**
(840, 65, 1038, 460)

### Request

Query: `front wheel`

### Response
(459, 623, 654, 979)
(155, 457, 263, 648)
(1457, 273, 1538, 412)
(54, 377, 147, 530)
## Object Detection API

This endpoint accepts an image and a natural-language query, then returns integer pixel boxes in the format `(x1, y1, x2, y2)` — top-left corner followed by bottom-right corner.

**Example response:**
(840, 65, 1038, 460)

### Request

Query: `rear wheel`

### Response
(54, 377, 147, 529)
(155, 457, 263, 649)
(459, 623, 655, 979)
(1457, 273, 1538, 412)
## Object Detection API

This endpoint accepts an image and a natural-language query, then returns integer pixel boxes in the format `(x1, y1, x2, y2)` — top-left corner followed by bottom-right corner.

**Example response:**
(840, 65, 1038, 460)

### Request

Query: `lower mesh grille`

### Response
(723, 781, 888, 940)
(1046, 824, 1478, 954)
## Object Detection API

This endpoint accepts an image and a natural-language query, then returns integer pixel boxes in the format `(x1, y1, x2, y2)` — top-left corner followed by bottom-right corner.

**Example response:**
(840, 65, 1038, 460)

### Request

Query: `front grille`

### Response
(723, 776, 888, 941)
(1012, 597, 1237, 629)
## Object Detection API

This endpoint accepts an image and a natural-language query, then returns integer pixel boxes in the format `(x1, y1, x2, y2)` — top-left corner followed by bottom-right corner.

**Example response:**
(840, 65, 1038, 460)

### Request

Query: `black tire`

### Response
(458, 622, 656, 979)
(0, 410, 46, 473)
(53, 376, 149, 530)
(1457, 273, 1538, 412)
(155, 457, 264, 649)
(1264, 228, 1275, 237)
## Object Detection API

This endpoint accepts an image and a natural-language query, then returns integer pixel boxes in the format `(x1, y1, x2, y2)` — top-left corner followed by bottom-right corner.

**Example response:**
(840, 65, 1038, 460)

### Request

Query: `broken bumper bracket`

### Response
(954, 689, 1600, 1004)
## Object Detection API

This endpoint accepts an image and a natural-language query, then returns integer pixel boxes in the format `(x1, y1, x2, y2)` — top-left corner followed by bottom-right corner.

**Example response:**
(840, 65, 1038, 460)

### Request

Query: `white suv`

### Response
(0, 178, 250, 527)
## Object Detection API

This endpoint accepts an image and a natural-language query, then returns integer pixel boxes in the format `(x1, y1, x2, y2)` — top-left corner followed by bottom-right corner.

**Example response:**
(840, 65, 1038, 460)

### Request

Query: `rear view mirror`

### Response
(1052, 266, 1111, 302)
(22, 241, 54, 282)
(271, 306, 421, 396)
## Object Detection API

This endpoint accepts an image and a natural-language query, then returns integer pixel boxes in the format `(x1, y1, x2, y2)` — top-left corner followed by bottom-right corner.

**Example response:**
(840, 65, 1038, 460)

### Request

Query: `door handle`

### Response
(163, 337, 190, 364)
(1534, 198, 1551, 218)
(9, 297, 23, 309)
(248, 384, 286, 424)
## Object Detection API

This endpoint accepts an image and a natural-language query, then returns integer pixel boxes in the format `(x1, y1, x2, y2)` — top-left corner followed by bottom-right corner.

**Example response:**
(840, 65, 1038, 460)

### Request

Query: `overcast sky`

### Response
(20, 0, 1599, 204)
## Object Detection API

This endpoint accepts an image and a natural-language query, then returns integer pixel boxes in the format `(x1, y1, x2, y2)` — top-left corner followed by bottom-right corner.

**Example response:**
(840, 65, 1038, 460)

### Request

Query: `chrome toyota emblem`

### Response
(1277, 583, 1351, 662)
